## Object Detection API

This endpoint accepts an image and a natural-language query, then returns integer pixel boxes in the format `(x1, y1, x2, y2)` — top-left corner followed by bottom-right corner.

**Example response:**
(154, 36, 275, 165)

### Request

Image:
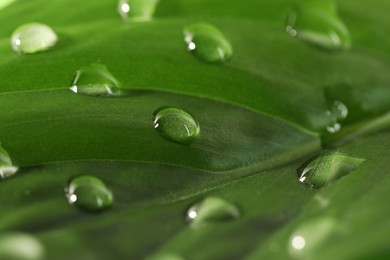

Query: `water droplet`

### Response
(65, 176, 113, 212)
(153, 107, 200, 144)
(0, 144, 18, 180)
(184, 23, 233, 64)
(117, 0, 159, 21)
(297, 151, 365, 189)
(289, 217, 338, 259)
(286, 2, 351, 50)
(186, 197, 240, 226)
(0, 233, 45, 260)
(11, 23, 58, 54)
(70, 64, 121, 97)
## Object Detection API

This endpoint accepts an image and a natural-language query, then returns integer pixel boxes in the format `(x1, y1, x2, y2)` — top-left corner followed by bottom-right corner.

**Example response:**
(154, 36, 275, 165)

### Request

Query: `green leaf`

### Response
(0, 0, 389, 259)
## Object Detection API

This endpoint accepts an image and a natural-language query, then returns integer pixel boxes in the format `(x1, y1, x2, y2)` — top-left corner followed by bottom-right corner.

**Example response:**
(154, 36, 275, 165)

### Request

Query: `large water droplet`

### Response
(65, 176, 113, 212)
(70, 64, 121, 97)
(117, 0, 159, 21)
(0, 144, 18, 180)
(11, 23, 58, 54)
(298, 151, 365, 189)
(286, 1, 351, 51)
(186, 197, 240, 226)
(184, 23, 233, 64)
(289, 217, 338, 259)
(0, 233, 45, 260)
(153, 107, 200, 144)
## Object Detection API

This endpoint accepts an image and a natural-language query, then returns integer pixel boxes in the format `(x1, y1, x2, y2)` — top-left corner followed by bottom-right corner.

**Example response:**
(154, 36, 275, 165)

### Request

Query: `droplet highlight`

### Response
(286, 1, 351, 50)
(297, 151, 365, 189)
(117, 0, 159, 21)
(70, 64, 121, 96)
(184, 23, 233, 64)
(0, 144, 18, 180)
(289, 217, 338, 259)
(65, 176, 113, 212)
(153, 107, 200, 144)
(0, 233, 45, 260)
(186, 197, 240, 226)
(11, 23, 58, 54)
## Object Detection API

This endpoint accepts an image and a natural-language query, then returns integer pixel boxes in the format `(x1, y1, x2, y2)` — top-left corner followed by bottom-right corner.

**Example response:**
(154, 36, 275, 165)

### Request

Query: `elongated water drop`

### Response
(11, 23, 58, 54)
(289, 217, 338, 259)
(153, 107, 200, 144)
(117, 0, 159, 21)
(0, 144, 18, 180)
(0, 233, 45, 260)
(65, 176, 113, 212)
(297, 151, 365, 189)
(70, 64, 121, 96)
(184, 23, 233, 64)
(186, 197, 240, 226)
(286, 1, 351, 51)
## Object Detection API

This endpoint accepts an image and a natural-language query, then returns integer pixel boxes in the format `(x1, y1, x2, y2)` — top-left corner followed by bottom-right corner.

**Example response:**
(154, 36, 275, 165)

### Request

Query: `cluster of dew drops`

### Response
(1, 0, 367, 258)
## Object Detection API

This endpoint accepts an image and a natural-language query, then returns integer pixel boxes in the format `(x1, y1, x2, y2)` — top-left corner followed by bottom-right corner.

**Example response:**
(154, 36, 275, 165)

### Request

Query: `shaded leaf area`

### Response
(0, 0, 389, 132)
(1, 130, 389, 259)
(0, 159, 314, 259)
(0, 89, 318, 172)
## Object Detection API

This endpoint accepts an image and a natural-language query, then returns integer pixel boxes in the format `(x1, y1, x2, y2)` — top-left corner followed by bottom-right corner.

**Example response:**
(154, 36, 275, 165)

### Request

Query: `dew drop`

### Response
(0, 144, 18, 180)
(297, 151, 365, 189)
(153, 107, 200, 144)
(186, 197, 240, 226)
(0, 233, 45, 260)
(286, 1, 351, 51)
(70, 64, 121, 97)
(184, 23, 233, 64)
(11, 23, 58, 54)
(65, 176, 113, 212)
(289, 217, 338, 259)
(117, 0, 159, 21)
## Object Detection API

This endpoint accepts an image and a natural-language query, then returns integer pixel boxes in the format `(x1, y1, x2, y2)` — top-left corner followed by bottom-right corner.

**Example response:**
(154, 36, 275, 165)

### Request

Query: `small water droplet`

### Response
(65, 176, 113, 212)
(153, 107, 200, 144)
(324, 84, 369, 124)
(286, 2, 351, 51)
(117, 0, 159, 21)
(186, 197, 240, 226)
(70, 64, 121, 97)
(289, 217, 338, 259)
(0, 144, 18, 180)
(184, 23, 233, 64)
(11, 23, 58, 54)
(0, 233, 45, 260)
(297, 151, 365, 189)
